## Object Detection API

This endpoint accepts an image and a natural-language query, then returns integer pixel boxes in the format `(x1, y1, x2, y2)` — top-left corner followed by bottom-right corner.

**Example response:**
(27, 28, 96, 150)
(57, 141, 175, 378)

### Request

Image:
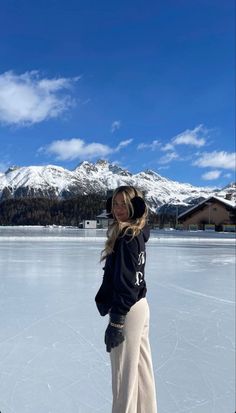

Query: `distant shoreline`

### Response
(0, 225, 235, 241)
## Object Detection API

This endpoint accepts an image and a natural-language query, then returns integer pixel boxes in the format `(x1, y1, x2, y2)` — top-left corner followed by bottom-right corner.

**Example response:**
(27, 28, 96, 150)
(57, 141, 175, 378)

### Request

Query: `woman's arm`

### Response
(110, 235, 145, 315)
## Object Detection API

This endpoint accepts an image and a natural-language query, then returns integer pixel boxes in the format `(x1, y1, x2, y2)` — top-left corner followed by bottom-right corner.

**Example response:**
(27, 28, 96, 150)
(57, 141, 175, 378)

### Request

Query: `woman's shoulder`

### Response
(123, 224, 150, 240)
(118, 228, 143, 247)
(115, 224, 149, 248)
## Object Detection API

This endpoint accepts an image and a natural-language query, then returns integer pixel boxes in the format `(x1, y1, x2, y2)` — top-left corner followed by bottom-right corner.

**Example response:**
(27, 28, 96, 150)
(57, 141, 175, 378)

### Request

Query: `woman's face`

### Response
(113, 192, 130, 222)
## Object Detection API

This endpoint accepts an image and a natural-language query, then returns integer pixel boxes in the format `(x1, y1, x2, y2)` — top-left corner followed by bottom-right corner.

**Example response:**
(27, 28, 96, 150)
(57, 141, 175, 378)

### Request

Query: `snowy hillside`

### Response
(0, 160, 235, 210)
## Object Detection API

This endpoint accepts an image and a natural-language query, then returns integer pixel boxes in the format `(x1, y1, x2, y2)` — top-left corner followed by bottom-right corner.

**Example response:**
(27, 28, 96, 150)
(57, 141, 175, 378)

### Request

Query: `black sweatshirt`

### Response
(95, 225, 150, 316)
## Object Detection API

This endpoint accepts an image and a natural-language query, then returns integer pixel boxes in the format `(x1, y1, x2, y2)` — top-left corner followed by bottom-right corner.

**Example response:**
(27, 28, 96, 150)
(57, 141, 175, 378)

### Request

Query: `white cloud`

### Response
(111, 120, 121, 133)
(157, 165, 170, 171)
(137, 125, 207, 160)
(0, 70, 80, 126)
(158, 152, 179, 165)
(115, 139, 133, 151)
(159, 124, 207, 153)
(202, 170, 221, 180)
(194, 151, 236, 170)
(137, 140, 161, 151)
(41, 138, 132, 161)
(172, 124, 207, 147)
(161, 143, 175, 152)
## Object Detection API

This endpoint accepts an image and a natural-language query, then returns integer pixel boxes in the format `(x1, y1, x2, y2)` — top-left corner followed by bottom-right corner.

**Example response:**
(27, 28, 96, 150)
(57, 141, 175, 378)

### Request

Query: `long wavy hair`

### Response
(101, 186, 147, 261)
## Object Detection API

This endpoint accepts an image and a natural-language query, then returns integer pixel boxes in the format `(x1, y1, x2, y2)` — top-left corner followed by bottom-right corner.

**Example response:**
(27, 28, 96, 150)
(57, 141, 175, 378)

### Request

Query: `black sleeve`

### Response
(95, 257, 113, 316)
(110, 236, 142, 315)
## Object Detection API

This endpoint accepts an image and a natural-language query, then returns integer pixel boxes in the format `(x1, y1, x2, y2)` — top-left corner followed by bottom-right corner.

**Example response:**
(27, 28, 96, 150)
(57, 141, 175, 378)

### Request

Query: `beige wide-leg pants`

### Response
(110, 298, 157, 413)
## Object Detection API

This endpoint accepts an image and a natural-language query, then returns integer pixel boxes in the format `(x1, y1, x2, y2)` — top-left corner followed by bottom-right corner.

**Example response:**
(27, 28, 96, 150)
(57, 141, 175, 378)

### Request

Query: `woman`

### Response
(95, 185, 157, 413)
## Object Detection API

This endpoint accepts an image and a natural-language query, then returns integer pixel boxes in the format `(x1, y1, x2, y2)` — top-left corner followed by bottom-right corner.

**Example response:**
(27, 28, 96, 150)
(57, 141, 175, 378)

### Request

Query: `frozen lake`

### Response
(0, 227, 235, 413)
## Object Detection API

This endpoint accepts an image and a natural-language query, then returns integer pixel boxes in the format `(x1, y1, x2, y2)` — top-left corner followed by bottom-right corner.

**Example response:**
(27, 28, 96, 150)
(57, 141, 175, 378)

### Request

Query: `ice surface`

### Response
(0, 228, 235, 413)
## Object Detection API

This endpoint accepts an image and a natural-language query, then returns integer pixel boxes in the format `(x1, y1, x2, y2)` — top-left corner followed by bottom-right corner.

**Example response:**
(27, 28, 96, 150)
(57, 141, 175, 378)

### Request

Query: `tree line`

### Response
(0, 194, 106, 226)
(0, 194, 185, 227)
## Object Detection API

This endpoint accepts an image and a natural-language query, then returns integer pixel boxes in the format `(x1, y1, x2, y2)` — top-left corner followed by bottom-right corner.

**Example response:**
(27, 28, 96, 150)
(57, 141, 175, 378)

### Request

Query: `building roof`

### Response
(178, 196, 236, 220)
(96, 209, 109, 219)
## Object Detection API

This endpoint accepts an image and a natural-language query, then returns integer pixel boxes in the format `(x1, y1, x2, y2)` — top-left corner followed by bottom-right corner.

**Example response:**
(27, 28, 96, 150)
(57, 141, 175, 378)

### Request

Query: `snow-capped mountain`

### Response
(0, 160, 235, 211)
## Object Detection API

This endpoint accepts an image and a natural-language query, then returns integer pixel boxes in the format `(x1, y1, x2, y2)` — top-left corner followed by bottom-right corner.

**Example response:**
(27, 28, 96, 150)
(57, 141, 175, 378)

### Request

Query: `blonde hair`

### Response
(101, 186, 147, 261)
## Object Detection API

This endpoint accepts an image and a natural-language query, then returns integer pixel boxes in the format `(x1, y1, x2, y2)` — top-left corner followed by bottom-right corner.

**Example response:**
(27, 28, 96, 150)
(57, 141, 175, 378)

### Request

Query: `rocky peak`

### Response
(74, 161, 97, 173)
(95, 159, 109, 167)
(108, 164, 131, 176)
(143, 169, 165, 180)
(5, 165, 20, 174)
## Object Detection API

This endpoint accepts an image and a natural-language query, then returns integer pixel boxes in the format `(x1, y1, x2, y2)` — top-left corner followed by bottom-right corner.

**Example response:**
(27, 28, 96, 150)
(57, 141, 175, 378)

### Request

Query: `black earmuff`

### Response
(130, 196, 146, 219)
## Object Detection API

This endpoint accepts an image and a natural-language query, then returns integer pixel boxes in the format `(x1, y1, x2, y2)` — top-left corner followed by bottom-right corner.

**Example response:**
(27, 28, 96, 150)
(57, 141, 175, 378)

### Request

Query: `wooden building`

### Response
(178, 196, 236, 231)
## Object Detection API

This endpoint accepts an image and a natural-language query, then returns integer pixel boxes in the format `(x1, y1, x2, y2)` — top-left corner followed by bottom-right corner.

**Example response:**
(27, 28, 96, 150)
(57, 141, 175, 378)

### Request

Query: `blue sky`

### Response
(0, 0, 235, 187)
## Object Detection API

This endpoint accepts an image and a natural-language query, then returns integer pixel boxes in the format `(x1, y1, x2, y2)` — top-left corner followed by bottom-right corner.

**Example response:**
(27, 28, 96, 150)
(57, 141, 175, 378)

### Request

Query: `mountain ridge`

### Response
(0, 160, 235, 211)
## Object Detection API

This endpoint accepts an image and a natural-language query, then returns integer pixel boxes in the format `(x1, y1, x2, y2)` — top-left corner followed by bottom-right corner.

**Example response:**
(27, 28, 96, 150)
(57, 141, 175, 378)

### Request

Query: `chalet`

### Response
(96, 210, 109, 228)
(178, 196, 236, 231)
(96, 190, 114, 228)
